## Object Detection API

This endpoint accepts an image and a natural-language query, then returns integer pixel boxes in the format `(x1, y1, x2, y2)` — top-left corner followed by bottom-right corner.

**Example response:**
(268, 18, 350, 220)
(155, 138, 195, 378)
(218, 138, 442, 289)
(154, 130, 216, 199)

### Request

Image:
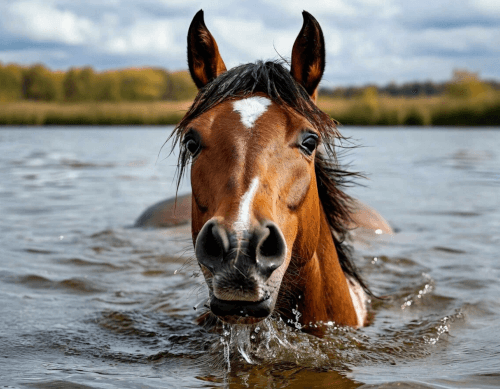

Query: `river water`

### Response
(0, 127, 499, 388)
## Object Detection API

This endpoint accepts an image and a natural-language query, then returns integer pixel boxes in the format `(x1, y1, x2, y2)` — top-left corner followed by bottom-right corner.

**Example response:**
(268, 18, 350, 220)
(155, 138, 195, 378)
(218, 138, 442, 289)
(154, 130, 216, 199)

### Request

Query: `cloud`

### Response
(3, 0, 99, 45)
(409, 26, 500, 55)
(210, 17, 296, 66)
(472, 0, 500, 15)
(0, 49, 69, 65)
(267, 0, 358, 17)
(103, 18, 185, 57)
(0, 0, 498, 85)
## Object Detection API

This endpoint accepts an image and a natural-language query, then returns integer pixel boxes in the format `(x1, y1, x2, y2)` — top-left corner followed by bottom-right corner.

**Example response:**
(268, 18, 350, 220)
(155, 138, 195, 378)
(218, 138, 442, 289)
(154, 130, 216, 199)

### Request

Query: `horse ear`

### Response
(187, 10, 227, 89)
(290, 11, 325, 102)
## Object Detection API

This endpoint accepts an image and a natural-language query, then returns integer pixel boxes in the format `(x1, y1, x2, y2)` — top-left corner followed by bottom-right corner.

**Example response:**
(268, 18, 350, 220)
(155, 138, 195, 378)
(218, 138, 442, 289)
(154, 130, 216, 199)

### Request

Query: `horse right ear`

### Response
(187, 10, 227, 89)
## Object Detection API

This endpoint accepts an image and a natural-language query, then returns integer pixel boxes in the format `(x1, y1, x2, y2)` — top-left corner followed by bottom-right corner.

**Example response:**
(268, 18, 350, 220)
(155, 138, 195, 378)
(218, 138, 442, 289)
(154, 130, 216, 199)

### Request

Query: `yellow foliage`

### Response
(447, 69, 492, 100)
(166, 71, 197, 101)
(119, 68, 167, 101)
(0, 63, 23, 101)
(360, 86, 379, 111)
(95, 72, 121, 102)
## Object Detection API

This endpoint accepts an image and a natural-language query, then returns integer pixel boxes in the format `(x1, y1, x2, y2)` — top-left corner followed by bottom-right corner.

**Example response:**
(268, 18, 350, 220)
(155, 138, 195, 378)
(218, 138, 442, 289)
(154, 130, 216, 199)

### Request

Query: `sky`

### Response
(0, 0, 499, 87)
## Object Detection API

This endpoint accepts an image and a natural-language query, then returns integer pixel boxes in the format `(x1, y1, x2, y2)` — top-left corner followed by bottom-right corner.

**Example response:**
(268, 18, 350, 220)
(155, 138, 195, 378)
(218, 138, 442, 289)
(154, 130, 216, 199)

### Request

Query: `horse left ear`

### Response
(187, 10, 227, 89)
(290, 11, 325, 102)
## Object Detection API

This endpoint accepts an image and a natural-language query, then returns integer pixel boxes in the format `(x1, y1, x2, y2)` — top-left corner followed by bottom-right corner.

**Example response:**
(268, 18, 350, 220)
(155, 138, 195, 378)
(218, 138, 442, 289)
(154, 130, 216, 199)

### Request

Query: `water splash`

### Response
(423, 311, 465, 345)
(401, 273, 435, 310)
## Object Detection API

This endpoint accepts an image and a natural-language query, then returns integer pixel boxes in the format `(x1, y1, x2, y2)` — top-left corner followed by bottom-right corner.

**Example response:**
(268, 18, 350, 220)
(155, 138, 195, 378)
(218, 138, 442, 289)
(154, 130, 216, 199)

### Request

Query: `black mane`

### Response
(170, 60, 371, 295)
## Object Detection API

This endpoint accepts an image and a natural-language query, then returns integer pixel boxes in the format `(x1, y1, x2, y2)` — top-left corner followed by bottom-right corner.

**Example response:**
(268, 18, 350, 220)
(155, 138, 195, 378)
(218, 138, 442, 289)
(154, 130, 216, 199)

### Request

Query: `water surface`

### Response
(0, 127, 499, 388)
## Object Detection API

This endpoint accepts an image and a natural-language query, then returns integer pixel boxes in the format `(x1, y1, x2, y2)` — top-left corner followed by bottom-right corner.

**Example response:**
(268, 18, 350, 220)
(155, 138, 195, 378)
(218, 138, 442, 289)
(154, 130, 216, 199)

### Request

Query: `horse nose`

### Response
(195, 219, 230, 273)
(255, 221, 286, 278)
(195, 219, 286, 278)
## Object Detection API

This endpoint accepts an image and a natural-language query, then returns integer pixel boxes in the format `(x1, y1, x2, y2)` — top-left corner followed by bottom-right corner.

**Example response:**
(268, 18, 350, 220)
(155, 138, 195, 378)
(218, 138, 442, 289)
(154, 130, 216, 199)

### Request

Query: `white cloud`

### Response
(0, 0, 497, 85)
(104, 19, 185, 56)
(263, 0, 357, 17)
(471, 0, 500, 15)
(211, 17, 296, 65)
(3, 0, 99, 45)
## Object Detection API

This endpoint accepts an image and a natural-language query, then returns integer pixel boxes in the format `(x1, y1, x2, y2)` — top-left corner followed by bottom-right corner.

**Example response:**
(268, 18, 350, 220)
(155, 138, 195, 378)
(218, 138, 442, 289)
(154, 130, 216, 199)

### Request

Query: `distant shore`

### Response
(1, 64, 498, 126)
(1, 96, 498, 126)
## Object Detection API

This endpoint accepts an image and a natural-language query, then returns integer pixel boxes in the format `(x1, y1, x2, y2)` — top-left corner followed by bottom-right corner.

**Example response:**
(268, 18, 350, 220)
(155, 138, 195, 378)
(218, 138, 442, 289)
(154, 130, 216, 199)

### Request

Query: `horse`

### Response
(159, 10, 389, 329)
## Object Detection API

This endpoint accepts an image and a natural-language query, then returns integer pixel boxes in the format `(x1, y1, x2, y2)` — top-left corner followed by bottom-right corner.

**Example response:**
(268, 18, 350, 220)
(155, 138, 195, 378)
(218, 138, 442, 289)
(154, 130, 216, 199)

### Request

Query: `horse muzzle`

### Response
(195, 218, 287, 322)
(209, 295, 273, 324)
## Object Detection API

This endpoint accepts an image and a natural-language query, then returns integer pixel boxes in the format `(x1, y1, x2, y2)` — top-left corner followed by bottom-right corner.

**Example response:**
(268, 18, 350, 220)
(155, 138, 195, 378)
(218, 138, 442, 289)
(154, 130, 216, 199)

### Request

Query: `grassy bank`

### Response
(317, 95, 500, 127)
(0, 101, 191, 126)
(1, 95, 499, 126)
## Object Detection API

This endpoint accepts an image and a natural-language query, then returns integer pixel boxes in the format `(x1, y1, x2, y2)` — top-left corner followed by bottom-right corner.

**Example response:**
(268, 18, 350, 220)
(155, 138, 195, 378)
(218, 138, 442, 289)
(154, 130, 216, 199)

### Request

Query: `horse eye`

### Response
(300, 134, 318, 156)
(183, 130, 202, 157)
(185, 139, 200, 155)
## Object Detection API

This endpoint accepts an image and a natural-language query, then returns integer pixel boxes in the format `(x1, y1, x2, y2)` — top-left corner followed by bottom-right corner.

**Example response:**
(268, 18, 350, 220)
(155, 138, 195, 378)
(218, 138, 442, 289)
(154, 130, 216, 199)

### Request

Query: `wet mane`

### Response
(170, 60, 370, 295)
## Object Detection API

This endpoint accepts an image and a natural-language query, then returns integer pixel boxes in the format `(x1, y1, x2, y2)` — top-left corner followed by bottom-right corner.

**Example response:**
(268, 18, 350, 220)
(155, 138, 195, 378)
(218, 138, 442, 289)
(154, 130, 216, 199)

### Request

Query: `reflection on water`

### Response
(0, 127, 499, 388)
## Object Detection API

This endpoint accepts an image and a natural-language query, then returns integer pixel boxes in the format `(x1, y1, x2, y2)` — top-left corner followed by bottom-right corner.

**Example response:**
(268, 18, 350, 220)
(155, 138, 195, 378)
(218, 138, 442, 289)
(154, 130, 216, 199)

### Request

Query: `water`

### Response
(0, 127, 499, 388)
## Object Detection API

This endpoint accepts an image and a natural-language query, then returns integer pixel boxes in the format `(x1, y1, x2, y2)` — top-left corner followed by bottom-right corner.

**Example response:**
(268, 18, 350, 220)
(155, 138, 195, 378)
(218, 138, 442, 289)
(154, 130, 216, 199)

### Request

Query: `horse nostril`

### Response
(195, 220, 229, 273)
(256, 222, 286, 278)
(205, 225, 223, 257)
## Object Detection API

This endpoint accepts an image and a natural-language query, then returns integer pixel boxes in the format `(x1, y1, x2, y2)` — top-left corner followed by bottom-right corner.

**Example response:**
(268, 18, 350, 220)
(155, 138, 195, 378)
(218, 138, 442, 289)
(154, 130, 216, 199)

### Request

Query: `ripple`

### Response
(432, 246, 466, 254)
(58, 257, 124, 271)
(13, 274, 103, 294)
(25, 248, 54, 255)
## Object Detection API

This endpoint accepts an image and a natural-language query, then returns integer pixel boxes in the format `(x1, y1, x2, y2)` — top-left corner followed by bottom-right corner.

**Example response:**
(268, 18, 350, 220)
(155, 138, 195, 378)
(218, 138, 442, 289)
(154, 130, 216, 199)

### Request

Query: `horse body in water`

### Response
(142, 10, 392, 329)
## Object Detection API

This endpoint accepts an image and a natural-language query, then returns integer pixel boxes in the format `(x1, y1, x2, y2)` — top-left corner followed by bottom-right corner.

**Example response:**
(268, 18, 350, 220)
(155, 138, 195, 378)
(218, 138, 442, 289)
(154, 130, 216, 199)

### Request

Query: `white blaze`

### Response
(232, 96, 271, 128)
(233, 177, 259, 234)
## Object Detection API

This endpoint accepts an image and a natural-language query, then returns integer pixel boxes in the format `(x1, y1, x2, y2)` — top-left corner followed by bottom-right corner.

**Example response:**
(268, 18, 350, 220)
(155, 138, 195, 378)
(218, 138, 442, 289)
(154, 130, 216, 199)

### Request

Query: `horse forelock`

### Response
(168, 59, 372, 297)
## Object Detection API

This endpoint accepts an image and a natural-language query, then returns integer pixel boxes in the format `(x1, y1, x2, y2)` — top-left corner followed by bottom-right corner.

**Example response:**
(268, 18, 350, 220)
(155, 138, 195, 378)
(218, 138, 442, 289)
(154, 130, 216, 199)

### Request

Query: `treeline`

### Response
(316, 70, 500, 126)
(319, 70, 500, 99)
(0, 63, 197, 103)
(1, 65, 499, 126)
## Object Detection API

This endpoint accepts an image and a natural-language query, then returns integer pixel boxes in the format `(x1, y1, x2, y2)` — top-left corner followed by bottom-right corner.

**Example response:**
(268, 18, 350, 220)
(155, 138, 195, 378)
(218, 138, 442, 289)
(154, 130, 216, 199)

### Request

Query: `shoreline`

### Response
(1, 97, 498, 126)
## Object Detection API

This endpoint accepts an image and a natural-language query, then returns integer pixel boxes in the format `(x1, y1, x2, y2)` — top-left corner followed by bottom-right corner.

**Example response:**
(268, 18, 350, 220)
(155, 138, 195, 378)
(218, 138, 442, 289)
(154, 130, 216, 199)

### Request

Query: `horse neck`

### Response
(295, 204, 359, 327)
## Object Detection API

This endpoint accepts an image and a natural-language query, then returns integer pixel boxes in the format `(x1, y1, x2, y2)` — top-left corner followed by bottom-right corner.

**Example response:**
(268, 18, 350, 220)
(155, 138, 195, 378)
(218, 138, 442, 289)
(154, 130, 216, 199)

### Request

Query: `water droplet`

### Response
(59, 235, 64, 240)
(375, 229, 383, 235)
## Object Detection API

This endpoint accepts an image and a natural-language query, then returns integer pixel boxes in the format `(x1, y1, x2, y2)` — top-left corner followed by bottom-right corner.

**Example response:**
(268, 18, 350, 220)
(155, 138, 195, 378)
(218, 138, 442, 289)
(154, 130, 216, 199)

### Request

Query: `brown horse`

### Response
(169, 10, 381, 329)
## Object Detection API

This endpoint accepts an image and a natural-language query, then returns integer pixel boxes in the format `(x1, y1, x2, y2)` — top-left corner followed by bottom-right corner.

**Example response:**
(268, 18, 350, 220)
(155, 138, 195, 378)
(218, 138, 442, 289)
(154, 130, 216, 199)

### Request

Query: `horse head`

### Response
(173, 10, 368, 328)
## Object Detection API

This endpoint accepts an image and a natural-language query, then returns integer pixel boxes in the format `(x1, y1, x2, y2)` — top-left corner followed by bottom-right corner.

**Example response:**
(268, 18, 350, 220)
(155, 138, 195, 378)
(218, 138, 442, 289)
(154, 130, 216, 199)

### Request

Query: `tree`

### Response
(0, 63, 23, 101)
(164, 71, 197, 101)
(63, 66, 95, 101)
(95, 72, 121, 101)
(23, 64, 61, 101)
(119, 68, 166, 101)
(447, 69, 491, 100)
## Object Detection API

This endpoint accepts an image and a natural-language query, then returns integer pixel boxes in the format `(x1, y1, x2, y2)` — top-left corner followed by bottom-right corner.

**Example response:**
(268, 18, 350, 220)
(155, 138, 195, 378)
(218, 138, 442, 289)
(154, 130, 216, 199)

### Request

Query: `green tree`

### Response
(63, 66, 95, 101)
(447, 69, 491, 100)
(119, 68, 167, 101)
(0, 63, 23, 101)
(164, 71, 197, 101)
(23, 64, 61, 101)
(95, 72, 121, 101)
